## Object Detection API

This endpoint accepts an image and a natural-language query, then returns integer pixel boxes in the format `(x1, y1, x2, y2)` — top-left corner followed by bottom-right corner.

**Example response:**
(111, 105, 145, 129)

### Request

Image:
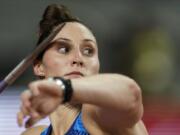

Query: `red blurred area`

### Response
(143, 96, 180, 135)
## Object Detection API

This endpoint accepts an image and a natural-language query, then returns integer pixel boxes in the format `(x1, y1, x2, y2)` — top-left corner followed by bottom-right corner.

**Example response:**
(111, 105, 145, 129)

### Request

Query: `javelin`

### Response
(0, 23, 66, 94)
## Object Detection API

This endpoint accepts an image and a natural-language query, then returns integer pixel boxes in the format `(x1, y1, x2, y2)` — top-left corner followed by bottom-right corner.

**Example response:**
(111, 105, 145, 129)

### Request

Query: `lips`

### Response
(64, 71, 84, 79)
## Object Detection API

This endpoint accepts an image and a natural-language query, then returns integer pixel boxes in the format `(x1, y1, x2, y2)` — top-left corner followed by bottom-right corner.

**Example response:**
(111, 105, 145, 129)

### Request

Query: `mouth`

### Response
(64, 71, 84, 79)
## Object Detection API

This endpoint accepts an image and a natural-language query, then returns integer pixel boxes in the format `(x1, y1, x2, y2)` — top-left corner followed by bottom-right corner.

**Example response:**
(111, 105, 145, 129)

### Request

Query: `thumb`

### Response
(25, 113, 43, 128)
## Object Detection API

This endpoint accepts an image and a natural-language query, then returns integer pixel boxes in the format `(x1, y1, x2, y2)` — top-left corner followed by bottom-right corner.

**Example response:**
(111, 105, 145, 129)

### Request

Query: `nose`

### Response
(71, 51, 84, 67)
(72, 60, 83, 67)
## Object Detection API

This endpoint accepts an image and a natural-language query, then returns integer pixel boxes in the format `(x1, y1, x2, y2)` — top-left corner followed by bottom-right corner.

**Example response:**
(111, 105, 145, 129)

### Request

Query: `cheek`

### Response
(42, 55, 68, 77)
(87, 57, 100, 74)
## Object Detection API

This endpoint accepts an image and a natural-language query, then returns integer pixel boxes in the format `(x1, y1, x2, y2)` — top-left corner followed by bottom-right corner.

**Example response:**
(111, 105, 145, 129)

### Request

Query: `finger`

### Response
(18, 103, 40, 127)
(29, 81, 40, 96)
(25, 113, 42, 128)
(21, 90, 32, 108)
(29, 108, 40, 118)
(17, 103, 32, 127)
(17, 111, 25, 127)
(20, 105, 30, 116)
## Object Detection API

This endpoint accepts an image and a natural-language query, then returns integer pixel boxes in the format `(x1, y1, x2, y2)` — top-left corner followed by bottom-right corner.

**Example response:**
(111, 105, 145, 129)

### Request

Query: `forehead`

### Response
(52, 22, 96, 42)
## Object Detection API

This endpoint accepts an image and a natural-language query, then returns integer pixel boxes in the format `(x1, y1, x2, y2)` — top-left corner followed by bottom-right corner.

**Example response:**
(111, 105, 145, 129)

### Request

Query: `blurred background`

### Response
(0, 0, 180, 134)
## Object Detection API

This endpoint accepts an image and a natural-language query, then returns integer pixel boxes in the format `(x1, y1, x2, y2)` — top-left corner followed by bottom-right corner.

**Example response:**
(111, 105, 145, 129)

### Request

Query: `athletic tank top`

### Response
(40, 112, 89, 135)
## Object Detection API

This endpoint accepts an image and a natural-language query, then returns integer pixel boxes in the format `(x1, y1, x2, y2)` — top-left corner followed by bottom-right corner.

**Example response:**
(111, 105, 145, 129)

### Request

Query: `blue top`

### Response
(41, 112, 89, 135)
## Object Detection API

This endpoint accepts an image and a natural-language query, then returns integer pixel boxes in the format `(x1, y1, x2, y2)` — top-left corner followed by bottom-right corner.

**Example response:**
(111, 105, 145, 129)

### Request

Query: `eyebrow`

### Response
(83, 39, 96, 44)
(55, 37, 71, 42)
(54, 37, 96, 44)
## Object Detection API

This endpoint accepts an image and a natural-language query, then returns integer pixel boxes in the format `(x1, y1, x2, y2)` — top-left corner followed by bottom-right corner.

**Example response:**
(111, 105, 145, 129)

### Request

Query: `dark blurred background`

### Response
(0, 0, 180, 134)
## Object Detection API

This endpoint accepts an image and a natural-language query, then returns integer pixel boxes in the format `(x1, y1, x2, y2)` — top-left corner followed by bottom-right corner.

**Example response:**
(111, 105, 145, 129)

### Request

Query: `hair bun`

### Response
(37, 4, 80, 45)
(39, 4, 79, 36)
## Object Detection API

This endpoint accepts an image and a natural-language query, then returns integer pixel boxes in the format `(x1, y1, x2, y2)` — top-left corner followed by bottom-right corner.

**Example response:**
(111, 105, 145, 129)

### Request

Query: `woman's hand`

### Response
(17, 79, 63, 128)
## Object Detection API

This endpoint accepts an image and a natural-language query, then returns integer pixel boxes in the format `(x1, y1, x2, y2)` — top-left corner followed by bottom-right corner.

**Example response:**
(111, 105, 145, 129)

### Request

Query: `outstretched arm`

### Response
(17, 73, 143, 130)
(71, 73, 143, 131)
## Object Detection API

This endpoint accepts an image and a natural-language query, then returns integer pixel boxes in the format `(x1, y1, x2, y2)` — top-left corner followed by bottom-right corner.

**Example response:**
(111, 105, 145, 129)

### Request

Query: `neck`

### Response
(50, 104, 81, 135)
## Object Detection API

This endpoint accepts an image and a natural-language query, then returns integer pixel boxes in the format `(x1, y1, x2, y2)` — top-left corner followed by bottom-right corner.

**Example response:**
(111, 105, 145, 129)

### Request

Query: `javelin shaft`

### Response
(0, 23, 65, 94)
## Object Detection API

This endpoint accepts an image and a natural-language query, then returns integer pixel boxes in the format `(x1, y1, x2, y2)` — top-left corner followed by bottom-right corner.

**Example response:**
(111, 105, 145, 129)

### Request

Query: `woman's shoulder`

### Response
(21, 125, 48, 135)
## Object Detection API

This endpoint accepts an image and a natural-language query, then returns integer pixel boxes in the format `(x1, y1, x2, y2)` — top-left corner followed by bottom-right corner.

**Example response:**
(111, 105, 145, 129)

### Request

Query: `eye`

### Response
(82, 47, 94, 57)
(58, 46, 70, 54)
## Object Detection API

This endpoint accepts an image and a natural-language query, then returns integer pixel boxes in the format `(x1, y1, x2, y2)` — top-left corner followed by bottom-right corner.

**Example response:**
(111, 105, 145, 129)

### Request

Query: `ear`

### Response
(33, 60, 45, 78)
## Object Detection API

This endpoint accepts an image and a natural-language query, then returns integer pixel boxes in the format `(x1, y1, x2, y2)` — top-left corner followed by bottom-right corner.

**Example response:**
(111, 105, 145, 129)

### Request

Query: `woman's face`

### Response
(34, 22, 100, 79)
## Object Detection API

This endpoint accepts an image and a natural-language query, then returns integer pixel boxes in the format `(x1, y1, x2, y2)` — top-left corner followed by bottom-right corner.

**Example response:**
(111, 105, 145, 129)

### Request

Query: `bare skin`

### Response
(17, 22, 148, 135)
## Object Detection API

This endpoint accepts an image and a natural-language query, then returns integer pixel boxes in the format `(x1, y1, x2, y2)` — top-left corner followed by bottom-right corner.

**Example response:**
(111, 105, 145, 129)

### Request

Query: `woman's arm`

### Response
(17, 73, 143, 130)
(71, 74, 143, 130)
